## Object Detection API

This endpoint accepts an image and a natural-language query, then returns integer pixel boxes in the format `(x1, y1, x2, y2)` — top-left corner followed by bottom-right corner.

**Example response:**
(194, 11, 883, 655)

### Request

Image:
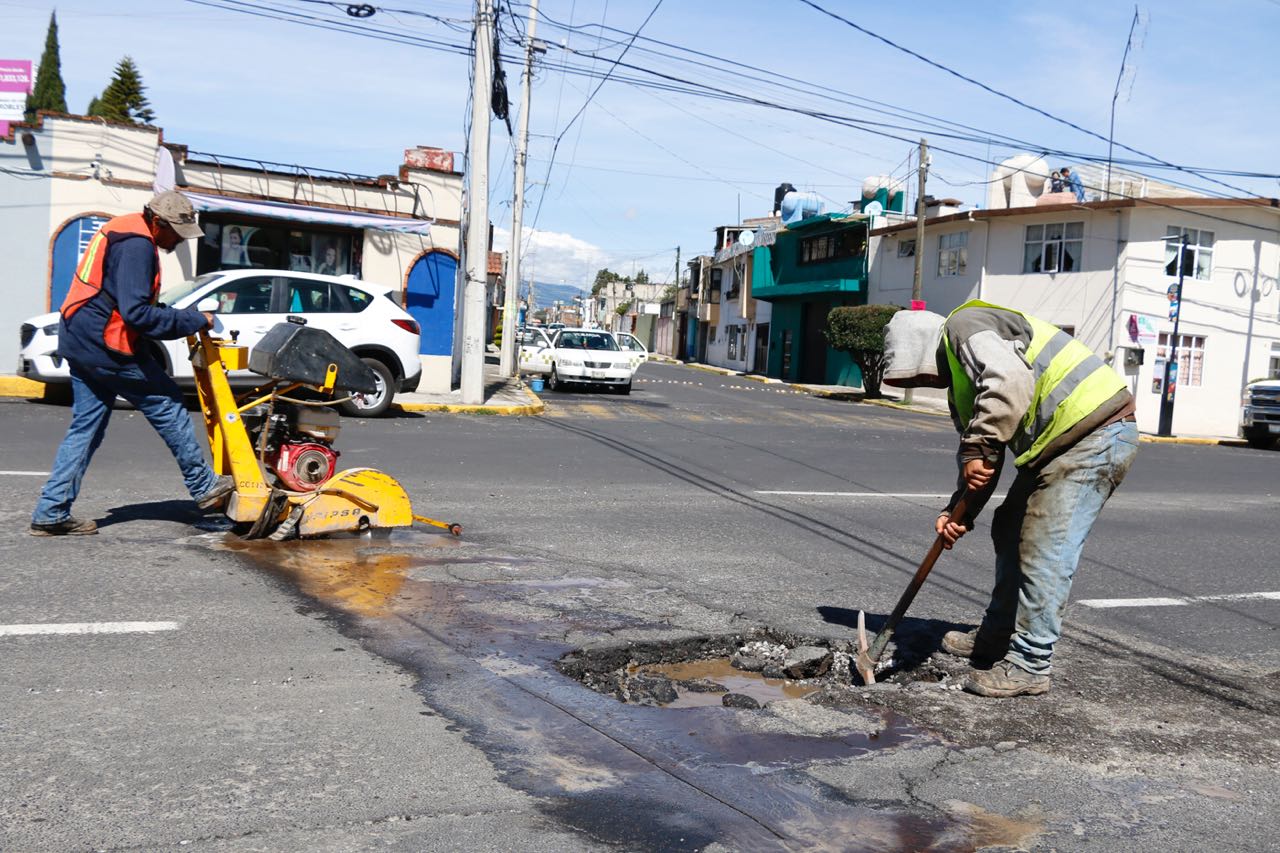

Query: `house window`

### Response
(197, 217, 361, 278)
(709, 267, 722, 303)
(897, 238, 915, 258)
(724, 267, 740, 301)
(799, 229, 860, 265)
(1152, 332, 1206, 393)
(728, 327, 739, 360)
(1268, 344, 1280, 380)
(937, 231, 968, 277)
(1023, 222, 1083, 273)
(1165, 226, 1213, 280)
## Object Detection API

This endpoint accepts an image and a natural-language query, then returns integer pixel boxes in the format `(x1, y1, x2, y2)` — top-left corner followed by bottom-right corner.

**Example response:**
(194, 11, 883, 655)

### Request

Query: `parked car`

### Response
(614, 331, 649, 364)
(517, 326, 554, 376)
(18, 269, 421, 417)
(1241, 377, 1280, 448)
(521, 327, 638, 393)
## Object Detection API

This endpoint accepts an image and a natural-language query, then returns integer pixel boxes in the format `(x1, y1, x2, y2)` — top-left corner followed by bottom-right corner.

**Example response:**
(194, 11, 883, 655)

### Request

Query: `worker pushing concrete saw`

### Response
(878, 300, 1137, 698)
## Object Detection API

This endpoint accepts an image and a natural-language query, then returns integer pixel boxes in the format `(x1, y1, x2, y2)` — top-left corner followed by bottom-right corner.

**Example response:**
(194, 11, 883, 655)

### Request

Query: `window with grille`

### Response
(937, 231, 968, 277)
(1164, 226, 1213, 280)
(897, 238, 915, 258)
(1023, 222, 1083, 273)
(1153, 332, 1206, 391)
(799, 230, 860, 265)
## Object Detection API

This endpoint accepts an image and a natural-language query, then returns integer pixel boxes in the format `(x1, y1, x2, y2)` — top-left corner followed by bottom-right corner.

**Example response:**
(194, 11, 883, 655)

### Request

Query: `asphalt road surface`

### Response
(2, 360, 1276, 851)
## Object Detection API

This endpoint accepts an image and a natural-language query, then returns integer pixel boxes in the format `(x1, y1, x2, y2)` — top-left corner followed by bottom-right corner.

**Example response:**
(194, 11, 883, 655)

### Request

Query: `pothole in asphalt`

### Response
(560, 627, 969, 712)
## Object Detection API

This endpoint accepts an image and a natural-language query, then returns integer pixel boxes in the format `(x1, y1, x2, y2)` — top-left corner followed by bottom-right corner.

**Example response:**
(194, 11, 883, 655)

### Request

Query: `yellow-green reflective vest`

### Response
(943, 299, 1127, 467)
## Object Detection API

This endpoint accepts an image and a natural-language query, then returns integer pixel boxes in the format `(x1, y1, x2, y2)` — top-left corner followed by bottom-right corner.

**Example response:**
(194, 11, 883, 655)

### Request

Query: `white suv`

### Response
(18, 269, 421, 417)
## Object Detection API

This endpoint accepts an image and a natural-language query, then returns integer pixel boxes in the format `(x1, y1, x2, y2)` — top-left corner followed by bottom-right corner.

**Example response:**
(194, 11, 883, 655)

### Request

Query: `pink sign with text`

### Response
(0, 59, 34, 136)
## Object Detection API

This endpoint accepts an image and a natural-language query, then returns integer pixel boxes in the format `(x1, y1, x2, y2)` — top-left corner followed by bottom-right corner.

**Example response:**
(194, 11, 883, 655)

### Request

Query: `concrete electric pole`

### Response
(903, 138, 928, 406)
(499, 0, 539, 378)
(461, 0, 494, 404)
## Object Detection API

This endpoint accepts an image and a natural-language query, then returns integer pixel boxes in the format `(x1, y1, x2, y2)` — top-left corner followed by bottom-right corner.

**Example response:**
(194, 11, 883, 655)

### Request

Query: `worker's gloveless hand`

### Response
(935, 512, 969, 549)
(202, 312, 216, 329)
(963, 457, 996, 492)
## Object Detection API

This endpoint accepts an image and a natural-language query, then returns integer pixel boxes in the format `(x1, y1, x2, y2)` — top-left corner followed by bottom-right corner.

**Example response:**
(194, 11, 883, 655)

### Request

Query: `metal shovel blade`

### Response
(854, 609, 876, 685)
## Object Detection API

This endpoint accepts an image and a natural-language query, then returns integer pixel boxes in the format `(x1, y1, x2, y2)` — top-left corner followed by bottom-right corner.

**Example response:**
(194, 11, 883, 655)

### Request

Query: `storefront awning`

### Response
(183, 191, 432, 236)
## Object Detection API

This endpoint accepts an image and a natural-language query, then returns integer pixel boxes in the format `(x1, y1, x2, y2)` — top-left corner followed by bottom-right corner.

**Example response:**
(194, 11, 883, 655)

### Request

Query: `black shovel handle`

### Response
(866, 495, 970, 662)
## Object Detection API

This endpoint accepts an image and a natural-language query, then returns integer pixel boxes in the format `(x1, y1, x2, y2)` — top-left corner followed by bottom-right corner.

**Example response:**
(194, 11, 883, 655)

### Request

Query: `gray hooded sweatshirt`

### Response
(883, 306, 1132, 520)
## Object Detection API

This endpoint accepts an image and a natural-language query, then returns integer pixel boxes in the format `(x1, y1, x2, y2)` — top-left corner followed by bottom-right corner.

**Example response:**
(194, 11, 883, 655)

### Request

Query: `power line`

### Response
(525, 0, 665, 237)
(188, 0, 1280, 235)
(793, 0, 1257, 198)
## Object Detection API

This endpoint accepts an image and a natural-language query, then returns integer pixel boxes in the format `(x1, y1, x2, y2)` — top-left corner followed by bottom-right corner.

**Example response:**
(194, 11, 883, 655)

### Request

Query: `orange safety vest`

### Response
(60, 213, 161, 356)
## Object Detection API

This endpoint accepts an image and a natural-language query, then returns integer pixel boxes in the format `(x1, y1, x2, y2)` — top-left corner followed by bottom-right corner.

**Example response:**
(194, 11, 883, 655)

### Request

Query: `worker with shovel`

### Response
(881, 301, 1137, 697)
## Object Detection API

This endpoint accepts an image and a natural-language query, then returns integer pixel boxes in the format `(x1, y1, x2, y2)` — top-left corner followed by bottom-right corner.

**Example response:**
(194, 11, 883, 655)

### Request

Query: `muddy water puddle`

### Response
(633, 658, 820, 708)
(197, 528, 1040, 851)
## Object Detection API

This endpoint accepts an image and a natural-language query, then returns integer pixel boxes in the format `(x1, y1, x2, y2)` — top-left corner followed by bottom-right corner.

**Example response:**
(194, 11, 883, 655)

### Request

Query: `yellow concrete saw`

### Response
(189, 320, 461, 541)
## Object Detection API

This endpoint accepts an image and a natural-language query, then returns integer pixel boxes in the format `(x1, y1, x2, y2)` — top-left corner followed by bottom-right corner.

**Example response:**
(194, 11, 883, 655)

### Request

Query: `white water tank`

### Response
(987, 154, 1049, 209)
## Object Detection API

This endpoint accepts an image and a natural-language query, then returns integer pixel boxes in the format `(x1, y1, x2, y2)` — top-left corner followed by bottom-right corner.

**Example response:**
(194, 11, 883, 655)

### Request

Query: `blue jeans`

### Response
(983, 420, 1139, 675)
(32, 358, 219, 524)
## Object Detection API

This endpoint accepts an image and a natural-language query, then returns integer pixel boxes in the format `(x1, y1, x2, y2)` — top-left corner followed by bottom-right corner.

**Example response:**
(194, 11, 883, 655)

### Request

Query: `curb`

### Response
(393, 385, 545, 416)
(0, 376, 54, 399)
(1138, 434, 1247, 447)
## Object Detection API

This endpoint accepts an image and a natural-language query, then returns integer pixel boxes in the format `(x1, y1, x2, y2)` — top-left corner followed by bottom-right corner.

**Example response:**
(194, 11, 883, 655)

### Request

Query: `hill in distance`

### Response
(520, 281, 588, 311)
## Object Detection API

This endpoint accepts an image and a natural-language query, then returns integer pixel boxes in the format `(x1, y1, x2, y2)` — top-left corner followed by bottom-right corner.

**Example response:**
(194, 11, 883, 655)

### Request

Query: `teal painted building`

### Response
(751, 213, 870, 385)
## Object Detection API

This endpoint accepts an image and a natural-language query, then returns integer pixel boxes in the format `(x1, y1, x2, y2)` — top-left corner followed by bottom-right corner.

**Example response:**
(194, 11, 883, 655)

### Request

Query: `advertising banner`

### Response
(0, 59, 33, 136)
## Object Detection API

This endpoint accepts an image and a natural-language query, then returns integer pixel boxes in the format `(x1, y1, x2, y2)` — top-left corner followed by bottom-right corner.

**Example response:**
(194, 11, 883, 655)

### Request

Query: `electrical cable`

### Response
(793, 0, 1258, 198)
(189, 0, 1280, 235)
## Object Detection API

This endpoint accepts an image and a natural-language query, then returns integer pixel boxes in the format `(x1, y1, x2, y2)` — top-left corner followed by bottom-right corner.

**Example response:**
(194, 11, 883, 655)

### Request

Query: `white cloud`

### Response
(492, 225, 612, 287)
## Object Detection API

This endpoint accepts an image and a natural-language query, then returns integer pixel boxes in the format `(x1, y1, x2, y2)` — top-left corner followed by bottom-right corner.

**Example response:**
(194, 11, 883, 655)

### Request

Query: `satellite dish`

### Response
(737, 229, 756, 247)
(863, 200, 884, 216)
(153, 146, 176, 193)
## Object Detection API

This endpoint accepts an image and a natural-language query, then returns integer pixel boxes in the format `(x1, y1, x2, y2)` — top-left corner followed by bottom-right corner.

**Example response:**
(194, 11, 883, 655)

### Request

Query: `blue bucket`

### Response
(529, 377, 545, 393)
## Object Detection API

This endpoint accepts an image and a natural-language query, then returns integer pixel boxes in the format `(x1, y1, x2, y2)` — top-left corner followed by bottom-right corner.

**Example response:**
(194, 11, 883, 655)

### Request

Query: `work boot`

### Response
(30, 517, 98, 536)
(963, 660, 1051, 698)
(941, 628, 1007, 662)
(195, 475, 235, 510)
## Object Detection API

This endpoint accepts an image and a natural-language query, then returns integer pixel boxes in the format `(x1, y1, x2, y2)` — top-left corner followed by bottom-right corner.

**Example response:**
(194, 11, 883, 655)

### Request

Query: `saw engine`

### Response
(247, 404, 341, 492)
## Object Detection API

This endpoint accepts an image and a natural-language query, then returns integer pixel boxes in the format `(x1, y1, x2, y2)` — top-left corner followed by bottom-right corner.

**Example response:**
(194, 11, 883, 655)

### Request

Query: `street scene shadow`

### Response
(97, 499, 207, 529)
(818, 606, 968, 663)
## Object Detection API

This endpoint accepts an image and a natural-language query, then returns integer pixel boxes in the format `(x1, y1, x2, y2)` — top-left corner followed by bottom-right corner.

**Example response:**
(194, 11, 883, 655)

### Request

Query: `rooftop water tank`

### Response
(780, 191, 823, 225)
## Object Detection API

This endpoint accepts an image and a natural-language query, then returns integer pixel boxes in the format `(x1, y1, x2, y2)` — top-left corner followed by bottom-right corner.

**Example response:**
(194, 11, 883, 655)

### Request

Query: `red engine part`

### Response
(272, 442, 339, 492)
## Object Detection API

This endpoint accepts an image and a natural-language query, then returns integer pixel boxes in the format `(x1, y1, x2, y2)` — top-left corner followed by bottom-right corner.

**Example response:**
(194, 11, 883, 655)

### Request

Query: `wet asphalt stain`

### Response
(196, 530, 1037, 851)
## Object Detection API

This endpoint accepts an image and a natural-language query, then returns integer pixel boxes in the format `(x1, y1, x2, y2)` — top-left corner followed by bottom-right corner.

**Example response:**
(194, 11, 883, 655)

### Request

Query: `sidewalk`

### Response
(645, 356, 1258, 446)
(393, 361, 543, 415)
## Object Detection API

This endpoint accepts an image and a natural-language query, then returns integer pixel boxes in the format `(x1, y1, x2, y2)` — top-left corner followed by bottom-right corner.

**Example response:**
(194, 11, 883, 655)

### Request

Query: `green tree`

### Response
(823, 304, 904, 399)
(24, 12, 68, 121)
(634, 269, 650, 285)
(591, 268, 621, 295)
(88, 56, 155, 125)
(615, 300, 633, 317)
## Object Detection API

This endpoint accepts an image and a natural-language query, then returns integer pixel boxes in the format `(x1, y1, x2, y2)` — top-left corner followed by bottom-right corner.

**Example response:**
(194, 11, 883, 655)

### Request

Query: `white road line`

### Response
(0, 470, 49, 476)
(1078, 592, 1280, 609)
(0, 621, 180, 637)
(757, 491, 957, 498)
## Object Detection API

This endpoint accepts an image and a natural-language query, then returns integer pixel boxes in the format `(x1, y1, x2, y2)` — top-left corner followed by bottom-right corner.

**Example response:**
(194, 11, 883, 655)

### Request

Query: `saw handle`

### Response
(865, 494, 970, 664)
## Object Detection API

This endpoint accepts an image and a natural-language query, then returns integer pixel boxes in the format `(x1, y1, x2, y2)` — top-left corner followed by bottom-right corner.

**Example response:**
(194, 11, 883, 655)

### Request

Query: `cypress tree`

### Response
(25, 12, 68, 121)
(89, 56, 155, 125)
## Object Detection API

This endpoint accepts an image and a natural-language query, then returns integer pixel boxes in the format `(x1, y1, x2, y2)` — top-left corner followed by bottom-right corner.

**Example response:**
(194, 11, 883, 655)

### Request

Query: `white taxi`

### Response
(523, 327, 639, 394)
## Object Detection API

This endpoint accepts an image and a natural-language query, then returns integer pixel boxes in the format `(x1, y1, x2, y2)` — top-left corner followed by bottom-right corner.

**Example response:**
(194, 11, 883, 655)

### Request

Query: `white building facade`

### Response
(869, 198, 1280, 438)
(2, 113, 466, 391)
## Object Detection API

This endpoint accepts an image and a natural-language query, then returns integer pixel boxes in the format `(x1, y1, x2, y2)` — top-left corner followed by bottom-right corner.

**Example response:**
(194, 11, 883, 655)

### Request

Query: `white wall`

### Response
(870, 204, 1280, 437)
(2, 115, 467, 393)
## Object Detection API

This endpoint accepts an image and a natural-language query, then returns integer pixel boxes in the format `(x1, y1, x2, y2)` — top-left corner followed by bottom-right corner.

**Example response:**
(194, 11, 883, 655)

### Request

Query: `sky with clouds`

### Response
(6, 0, 1279, 287)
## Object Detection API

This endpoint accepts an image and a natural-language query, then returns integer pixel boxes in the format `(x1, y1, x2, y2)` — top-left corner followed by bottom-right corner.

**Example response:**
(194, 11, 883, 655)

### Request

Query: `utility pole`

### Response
(1157, 233, 1189, 436)
(500, 0, 539, 377)
(673, 245, 680, 357)
(461, 0, 494, 404)
(904, 137, 928, 405)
